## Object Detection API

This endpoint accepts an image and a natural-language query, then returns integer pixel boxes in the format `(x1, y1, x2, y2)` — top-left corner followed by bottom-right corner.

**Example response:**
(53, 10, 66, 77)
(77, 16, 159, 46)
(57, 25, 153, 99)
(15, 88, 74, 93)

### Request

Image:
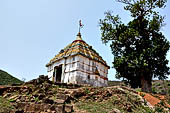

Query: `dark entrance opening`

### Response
(53, 65, 62, 82)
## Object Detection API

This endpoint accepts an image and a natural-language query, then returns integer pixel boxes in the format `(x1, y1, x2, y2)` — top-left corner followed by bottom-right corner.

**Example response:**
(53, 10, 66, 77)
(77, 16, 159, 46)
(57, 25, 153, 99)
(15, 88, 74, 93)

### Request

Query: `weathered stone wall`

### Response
(11, 103, 73, 113)
(76, 75, 107, 87)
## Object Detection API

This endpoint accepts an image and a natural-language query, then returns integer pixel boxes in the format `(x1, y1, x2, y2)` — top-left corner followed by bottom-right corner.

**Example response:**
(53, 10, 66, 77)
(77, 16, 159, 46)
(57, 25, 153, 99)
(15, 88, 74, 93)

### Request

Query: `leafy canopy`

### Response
(99, 0, 170, 88)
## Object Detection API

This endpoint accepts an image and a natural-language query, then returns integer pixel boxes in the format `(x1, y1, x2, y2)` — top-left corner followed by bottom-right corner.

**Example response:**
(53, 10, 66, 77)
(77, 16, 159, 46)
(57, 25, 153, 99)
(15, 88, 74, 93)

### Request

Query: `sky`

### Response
(0, 0, 170, 81)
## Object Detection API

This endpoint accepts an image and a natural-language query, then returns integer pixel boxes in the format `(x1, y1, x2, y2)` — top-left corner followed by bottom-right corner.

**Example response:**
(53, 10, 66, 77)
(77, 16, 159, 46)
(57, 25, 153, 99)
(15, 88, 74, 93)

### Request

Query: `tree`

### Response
(99, 0, 170, 92)
(21, 78, 26, 82)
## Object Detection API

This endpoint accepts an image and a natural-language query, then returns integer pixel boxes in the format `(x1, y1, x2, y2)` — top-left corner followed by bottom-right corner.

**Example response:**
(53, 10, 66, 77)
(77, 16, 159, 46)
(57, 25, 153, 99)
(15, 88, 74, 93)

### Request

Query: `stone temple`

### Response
(46, 32, 110, 87)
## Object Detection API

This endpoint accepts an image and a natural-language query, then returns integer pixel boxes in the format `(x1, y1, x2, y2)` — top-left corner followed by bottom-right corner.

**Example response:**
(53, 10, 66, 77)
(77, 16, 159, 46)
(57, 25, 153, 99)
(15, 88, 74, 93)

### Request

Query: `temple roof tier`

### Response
(46, 32, 109, 68)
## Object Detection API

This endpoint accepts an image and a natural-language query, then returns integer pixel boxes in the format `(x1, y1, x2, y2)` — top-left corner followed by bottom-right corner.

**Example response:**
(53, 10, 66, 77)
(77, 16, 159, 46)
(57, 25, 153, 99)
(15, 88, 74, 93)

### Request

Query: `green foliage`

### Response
(99, 0, 170, 92)
(152, 87, 156, 94)
(34, 97, 39, 102)
(84, 88, 90, 94)
(135, 88, 141, 92)
(152, 80, 170, 94)
(0, 69, 24, 85)
(8, 99, 16, 102)
(155, 107, 164, 112)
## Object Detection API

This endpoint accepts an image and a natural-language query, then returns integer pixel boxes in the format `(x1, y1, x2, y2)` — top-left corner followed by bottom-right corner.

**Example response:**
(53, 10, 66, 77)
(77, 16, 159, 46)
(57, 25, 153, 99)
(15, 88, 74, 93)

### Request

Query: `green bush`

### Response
(155, 107, 164, 112)
(152, 87, 157, 94)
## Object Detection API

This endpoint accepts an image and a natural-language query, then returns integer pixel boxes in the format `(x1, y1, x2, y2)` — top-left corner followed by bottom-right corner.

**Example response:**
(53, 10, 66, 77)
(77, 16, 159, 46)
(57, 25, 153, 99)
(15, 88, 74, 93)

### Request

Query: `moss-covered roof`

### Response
(46, 32, 109, 68)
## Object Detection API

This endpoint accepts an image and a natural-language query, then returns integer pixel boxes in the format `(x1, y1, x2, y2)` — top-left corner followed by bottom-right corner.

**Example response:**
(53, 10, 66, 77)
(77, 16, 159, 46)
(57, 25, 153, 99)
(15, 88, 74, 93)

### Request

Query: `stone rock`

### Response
(127, 105, 132, 112)
(108, 108, 121, 113)
(36, 75, 49, 84)
(42, 104, 51, 111)
(9, 95, 18, 100)
(55, 105, 64, 113)
(22, 88, 28, 93)
(16, 99, 21, 103)
(50, 104, 64, 113)
(16, 103, 26, 109)
(13, 109, 24, 113)
(50, 105, 57, 111)
(25, 97, 29, 102)
(43, 98, 54, 104)
(65, 104, 73, 113)
(70, 89, 85, 98)
(25, 75, 50, 85)
(30, 98, 35, 102)
(38, 94, 45, 100)
(8, 95, 18, 102)
(47, 109, 51, 112)
(55, 99, 65, 104)
(3, 93, 11, 98)
(24, 103, 34, 111)
(56, 94, 70, 101)
(16, 103, 52, 112)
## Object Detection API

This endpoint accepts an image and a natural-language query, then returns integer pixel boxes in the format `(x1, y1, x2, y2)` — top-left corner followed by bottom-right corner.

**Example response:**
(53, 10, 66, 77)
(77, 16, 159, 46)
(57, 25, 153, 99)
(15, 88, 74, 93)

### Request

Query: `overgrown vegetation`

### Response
(76, 94, 153, 113)
(0, 96, 15, 112)
(0, 69, 24, 85)
(0, 76, 170, 112)
(152, 80, 170, 94)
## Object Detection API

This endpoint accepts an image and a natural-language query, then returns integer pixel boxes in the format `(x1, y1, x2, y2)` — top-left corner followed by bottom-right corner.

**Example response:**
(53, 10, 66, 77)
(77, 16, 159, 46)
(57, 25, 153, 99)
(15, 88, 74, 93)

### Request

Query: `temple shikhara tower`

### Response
(46, 22, 109, 86)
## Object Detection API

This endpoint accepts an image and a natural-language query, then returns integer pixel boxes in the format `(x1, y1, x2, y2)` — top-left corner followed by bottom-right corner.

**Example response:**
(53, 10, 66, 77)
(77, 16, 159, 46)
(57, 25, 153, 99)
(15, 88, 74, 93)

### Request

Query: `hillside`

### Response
(0, 75, 169, 113)
(152, 80, 170, 94)
(0, 70, 23, 85)
(109, 80, 170, 94)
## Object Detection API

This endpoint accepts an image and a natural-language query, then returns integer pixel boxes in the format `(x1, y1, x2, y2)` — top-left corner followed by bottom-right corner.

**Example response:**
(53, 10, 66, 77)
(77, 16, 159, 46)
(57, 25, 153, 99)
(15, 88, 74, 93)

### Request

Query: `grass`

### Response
(76, 99, 122, 113)
(0, 96, 15, 112)
(75, 94, 154, 113)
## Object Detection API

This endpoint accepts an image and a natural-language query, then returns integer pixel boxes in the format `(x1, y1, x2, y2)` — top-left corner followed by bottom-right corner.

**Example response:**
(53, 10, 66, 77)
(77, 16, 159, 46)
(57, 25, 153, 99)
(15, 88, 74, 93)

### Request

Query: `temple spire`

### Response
(76, 32, 82, 40)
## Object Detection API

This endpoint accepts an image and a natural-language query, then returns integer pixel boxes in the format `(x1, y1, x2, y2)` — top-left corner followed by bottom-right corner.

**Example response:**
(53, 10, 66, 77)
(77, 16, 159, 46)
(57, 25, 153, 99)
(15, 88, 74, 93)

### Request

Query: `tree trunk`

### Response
(141, 75, 152, 93)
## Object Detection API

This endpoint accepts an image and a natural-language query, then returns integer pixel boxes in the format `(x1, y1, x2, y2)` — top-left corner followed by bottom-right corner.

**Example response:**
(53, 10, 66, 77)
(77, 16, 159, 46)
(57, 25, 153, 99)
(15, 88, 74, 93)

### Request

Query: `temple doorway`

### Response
(53, 65, 62, 82)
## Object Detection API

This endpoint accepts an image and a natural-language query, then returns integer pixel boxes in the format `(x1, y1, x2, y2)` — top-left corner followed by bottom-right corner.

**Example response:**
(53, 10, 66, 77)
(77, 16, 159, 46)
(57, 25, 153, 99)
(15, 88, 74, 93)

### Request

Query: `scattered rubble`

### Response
(0, 75, 170, 113)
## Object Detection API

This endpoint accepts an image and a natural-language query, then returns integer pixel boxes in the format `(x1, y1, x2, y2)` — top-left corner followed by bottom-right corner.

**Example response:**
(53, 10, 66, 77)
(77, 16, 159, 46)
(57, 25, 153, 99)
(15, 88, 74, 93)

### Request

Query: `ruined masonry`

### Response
(46, 32, 110, 87)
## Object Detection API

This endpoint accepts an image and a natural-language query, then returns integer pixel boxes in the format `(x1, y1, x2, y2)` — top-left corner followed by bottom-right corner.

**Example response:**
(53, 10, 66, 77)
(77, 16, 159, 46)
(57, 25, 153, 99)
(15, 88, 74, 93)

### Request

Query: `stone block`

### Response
(65, 104, 73, 113)
(43, 98, 54, 104)
(55, 105, 64, 113)
(55, 99, 65, 104)
(56, 94, 69, 101)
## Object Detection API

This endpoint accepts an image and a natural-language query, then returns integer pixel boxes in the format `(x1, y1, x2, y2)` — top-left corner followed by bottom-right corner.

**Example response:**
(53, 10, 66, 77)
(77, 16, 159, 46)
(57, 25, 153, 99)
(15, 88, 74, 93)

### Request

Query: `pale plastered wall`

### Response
(47, 55, 109, 86)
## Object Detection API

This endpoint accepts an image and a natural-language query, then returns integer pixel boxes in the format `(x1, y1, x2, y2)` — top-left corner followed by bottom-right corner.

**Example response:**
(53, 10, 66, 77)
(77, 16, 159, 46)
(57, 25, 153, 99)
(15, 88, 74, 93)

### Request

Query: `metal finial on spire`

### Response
(79, 20, 84, 33)
(76, 20, 84, 40)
